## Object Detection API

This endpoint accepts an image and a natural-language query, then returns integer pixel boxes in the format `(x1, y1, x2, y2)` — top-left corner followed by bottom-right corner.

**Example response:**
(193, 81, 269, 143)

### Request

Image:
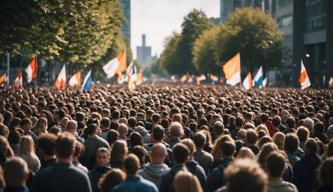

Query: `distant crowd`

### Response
(0, 85, 333, 192)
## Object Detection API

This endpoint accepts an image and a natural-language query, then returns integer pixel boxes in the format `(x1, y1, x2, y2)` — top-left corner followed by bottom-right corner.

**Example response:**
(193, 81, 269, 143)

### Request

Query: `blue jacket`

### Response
(113, 176, 158, 192)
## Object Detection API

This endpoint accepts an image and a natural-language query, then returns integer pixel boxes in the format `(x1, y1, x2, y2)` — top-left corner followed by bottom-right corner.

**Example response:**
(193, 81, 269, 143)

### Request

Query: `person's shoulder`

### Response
(140, 177, 158, 191)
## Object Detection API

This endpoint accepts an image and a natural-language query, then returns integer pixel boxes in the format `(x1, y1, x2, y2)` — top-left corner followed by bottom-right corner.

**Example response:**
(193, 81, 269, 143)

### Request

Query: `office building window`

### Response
(305, 0, 327, 32)
(277, 0, 292, 9)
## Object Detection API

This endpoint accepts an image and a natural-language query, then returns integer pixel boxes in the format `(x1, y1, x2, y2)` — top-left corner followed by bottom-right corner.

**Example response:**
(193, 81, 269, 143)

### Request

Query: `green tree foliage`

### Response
(159, 32, 181, 75)
(216, 8, 283, 73)
(0, 0, 129, 68)
(193, 25, 224, 74)
(175, 9, 212, 75)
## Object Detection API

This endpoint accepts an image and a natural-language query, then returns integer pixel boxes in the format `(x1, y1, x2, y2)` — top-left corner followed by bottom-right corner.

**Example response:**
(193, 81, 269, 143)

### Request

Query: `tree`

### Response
(159, 32, 181, 75)
(215, 8, 283, 74)
(175, 9, 212, 75)
(0, 0, 127, 68)
(193, 25, 224, 74)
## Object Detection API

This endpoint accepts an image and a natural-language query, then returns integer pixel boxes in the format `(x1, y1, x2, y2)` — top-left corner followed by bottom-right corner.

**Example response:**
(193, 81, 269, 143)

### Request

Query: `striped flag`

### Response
(14, 71, 23, 88)
(222, 53, 241, 86)
(55, 65, 66, 89)
(299, 60, 311, 89)
(103, 51, 126, 78)
(82, 70, 92, 91)
(242, 72, 252, 90)
(25, 57, 37, 83)
(253, 66, 263, 87)
(68, 71, 81, 88)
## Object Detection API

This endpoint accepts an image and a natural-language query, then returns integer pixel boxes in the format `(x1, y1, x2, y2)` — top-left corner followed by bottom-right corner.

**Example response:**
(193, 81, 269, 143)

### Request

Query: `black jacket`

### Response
(88, 166, 111, 192)
(159, 164, 187, 192)
(206, 157, 233, 192)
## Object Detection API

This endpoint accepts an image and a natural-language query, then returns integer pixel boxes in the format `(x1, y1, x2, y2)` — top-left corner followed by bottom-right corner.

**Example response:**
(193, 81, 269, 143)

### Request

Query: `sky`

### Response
(131, 0, 220, 58)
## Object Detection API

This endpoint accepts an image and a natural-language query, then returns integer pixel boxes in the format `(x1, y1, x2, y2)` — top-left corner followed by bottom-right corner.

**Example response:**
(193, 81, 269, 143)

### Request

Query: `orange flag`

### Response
(25, 57, 37, 83)
(116, 50, 126, 74)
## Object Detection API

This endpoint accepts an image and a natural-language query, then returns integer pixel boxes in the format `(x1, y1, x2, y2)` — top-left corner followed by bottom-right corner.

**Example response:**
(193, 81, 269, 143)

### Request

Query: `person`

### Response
(236, 147, 256, 160)
(20, 118, 38, 145)
(174, 170, 203, 192)
(160, 143, 189, 192)
(0, 135, 14, 167)
(113, 154, 158, 192)
(33, 117, 48, 137)
(316, 157, 333, 192)
(19, 135, 41, 173)
(246, 129, 259, 155)
(206, 140, 235, 192)
(138, 143, 170, 188)
(215, 159, 268, 192)
(294, 138, 321, 192)
(284, 133, 302, 166)
(36, 133, 57, 170)
(88, 147, 112, 192)
(181, 139, 206, 190)
(73, 141, 88, 173)
(3, 157, 29, 192)
(265, 151, 298, 192)
(98, 169, 125, 192)
(32, 132, 92, 192)
(193, 132, 213, 174)
(65, 120, 84, 143)
(82, 123, 110, 170)
(110, 140, 128, 169)
(167, 122, 184, 148)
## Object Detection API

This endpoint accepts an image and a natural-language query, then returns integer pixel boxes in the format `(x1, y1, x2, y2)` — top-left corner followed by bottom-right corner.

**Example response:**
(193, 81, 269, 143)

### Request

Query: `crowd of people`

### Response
(0, 85, 332, 192)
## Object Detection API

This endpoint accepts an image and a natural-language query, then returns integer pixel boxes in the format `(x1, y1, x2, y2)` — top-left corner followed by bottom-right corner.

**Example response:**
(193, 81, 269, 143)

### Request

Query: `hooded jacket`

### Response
(138, 163, 170, 189)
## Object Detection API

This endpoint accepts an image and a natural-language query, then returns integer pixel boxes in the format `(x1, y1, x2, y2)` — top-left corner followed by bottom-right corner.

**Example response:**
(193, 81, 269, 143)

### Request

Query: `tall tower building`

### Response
(136, 34, 152, 66)
(119, 0, 131, 46)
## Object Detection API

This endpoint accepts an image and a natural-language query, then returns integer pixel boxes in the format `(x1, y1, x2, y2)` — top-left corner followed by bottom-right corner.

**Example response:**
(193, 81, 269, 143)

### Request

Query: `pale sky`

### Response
(131, 0, 220, 58)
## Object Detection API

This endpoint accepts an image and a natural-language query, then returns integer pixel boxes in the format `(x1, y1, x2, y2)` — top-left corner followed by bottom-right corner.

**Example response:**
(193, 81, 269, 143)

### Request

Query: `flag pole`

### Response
(36, 56, 39, 87)
(6, 51, 10, 86)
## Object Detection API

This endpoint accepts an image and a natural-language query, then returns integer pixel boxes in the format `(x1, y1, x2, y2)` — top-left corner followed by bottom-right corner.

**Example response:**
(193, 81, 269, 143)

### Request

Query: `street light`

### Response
(305, 53, 310, 58)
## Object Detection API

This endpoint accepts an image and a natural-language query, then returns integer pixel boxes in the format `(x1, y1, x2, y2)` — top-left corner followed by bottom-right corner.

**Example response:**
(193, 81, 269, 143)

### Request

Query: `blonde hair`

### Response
(19, 136, 36, 157)
(174, 171, 203, 192)
(273, 132, 285, 150)
(212, 135, 233, 160)
(255, 124, 269, 136)
(236, 147, 256, 160)
(34, 117, 48, 136)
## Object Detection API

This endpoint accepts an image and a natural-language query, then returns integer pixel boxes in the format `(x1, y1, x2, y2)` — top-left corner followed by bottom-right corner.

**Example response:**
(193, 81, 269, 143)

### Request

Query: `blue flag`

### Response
(82, 70, 92, 91)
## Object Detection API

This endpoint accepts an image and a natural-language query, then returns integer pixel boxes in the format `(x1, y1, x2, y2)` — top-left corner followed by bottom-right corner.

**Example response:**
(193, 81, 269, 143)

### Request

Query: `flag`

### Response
(117, 73, 125, 84)
(299, 60, 311, 89)
(222, 53, 241, 86)
(25, 57, 38, 83)
(68, 71, 81, 87)
(14, 71, 23, 88)
(329, 77, 333, 88)
(136, 72, 144, 85)
(55, 65, 66, 89)
(262, 77, 268, 87)
(187, 76, 193, 83)
(0, 73, 6, 85)
(253, 66, 264, 87)
(181, 75, 187, 83)
(129, 65, 137, 82)
(210, 74, 218, 82)
(103, 51, 126, 78)
(82, 70, 92, 91)
(242, 72, 252, 90)
(196, 74, 206, 85)
(126, 62, 134, 76)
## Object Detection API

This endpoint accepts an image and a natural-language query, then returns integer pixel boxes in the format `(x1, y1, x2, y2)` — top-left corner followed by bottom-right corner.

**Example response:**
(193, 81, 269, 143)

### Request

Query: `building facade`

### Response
(275, 0, 332, 87)
(136, 34, 152, 66)
(119, 0, 131, 47)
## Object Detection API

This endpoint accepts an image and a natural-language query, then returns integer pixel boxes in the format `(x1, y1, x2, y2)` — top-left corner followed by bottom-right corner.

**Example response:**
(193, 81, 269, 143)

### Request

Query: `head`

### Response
(117, 123, 128, 137)
(317, 157, 333, 186)
(246, 129, 258, 146)
(181, 139, 195, 158)
(169, 122, 184, 139)
(55, 132, 76, 162)
(224, 159, 268, 192)
(193, 132, 206, 150)
(152, 125, 165, 142)
(98, 168, 126, 192)
(19, 135, 35, 156)
(4, 157, 29, 187)
(172, 143, 189, 164)
(236, 147, 256, 160)
(296, 126, 309, 143)
(174, 171, 203, 192)
(284, 133, 299, 154)
(150, 143, 167, 164)
(20, 118, 32, 132)
(96, 147, 110, 167)
(272, 132, 285, 150)
(265, 151, 286, 179)
(124, 154, 140, 177)
(258, 142, 278, 167)
(222, 140, 236, 158)
(65, 120, 78, 134)
(304, 138, 318, 155)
